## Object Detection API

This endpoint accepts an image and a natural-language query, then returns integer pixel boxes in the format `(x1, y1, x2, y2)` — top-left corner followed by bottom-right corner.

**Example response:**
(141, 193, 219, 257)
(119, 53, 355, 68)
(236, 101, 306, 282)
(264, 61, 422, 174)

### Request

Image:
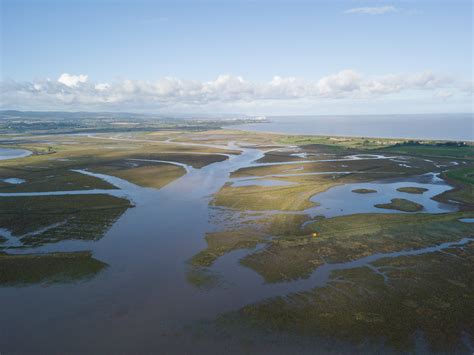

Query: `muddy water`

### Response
(0, 144, 468, 353)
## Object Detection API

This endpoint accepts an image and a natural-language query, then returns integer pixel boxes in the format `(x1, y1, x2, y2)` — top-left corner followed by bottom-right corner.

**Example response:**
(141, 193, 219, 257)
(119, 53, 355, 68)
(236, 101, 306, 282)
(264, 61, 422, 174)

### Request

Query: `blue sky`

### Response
(1, 0, 472, 114)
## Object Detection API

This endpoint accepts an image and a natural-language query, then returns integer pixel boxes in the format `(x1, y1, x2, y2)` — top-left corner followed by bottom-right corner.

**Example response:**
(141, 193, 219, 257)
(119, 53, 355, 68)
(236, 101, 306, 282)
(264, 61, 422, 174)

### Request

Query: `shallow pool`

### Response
(0, 147, 32, 160)
(305, 173, 456, 218)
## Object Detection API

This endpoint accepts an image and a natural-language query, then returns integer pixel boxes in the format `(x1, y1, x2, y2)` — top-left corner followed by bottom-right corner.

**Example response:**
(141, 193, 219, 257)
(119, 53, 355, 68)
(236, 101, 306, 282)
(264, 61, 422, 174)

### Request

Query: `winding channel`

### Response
(0, 142, 471, 352)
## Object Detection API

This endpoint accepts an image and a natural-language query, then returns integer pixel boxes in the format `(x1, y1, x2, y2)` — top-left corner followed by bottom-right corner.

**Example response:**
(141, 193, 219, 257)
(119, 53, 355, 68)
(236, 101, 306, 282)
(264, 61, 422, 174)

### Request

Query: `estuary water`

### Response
(0, 147, 32, 160)
(232, 113, 474, 141)
(0, 143, 469, 353)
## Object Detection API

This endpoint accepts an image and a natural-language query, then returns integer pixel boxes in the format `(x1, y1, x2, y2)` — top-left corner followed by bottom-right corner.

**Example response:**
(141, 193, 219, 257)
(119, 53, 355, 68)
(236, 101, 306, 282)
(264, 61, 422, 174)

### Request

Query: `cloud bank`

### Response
(0, 70, 471, 112)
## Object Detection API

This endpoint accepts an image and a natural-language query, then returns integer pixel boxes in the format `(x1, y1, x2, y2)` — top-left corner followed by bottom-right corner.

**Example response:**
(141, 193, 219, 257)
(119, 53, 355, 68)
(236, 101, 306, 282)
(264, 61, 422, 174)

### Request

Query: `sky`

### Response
(0, 0, 472, 115)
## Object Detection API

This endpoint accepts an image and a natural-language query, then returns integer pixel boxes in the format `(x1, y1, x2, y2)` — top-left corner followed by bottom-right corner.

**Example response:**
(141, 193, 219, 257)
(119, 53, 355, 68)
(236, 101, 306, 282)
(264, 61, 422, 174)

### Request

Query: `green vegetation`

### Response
(191, 228, 266, 267)
(0, 194, 131, 247)
(396, 186, 428, 194)
(381, 144, 474, 160)
(190, 214, 309, 267)
(117, 152, 228, 168)
(0, 168, 116, 193)
(90, 160, 186, 189)
(445, 166, 474, 185)
(221, 241, 474, 352)
(241, 212, 473, 283)
(0, 132, 232, 193)
(277, 135, 401, 150)
(186, 268, 222, 290)
(219, 175, 366, 213)
(254, 151, 309, 164)
(0, 110, 263, 135)
(213, 181, 321, 211)
(433, 167, 474, 207)
(375, 198, 424, 212)
(352, 188, 377, 194)
(232, 152, 437, 180)
(171, 129, 281, 148)
(0, 251, 107, 286)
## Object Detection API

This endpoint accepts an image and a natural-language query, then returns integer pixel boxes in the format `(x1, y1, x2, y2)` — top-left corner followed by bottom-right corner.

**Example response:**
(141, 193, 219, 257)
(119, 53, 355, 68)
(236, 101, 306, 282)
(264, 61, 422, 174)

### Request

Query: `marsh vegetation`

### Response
(396, 186, 428, 194)
(374, 198, 424, 212)
(0, 251, 107, 286)
(352, 188, 377, 194)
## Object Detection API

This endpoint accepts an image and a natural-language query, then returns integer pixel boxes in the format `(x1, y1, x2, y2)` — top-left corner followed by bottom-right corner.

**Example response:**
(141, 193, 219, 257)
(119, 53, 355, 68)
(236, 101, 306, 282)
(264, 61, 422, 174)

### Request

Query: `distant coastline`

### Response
(232, 113, 473, 141)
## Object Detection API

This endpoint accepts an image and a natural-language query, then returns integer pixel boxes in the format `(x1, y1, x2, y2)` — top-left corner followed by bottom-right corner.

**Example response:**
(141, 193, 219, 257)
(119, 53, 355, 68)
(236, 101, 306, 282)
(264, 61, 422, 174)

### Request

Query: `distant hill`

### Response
(0, 110, 250, 121)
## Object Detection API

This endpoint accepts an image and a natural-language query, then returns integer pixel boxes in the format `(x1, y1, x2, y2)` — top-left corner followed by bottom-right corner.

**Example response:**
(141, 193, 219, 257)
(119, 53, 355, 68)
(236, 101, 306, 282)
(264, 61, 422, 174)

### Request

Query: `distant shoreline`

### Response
(231, 114, 473, 142)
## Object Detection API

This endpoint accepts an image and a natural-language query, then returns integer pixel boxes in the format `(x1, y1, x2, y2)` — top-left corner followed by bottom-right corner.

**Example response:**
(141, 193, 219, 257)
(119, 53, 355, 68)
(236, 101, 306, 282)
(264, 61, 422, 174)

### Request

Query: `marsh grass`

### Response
(190, 214, 310, 267)
(375, 198, 424, 212)
(0, 194, 131, 247)
(352, 188, 377, 194)
(396, 186, 428, 194)
(380, 144, 474, 160)
(222, 241, 474, 352)
(434, 167, 474, 206)
(0, 134, 232, 193)
(241, 212, 474, 283)
(89, 160, 186, 189)
(186, 267, 222, 290)
(0, 251, 107, 286)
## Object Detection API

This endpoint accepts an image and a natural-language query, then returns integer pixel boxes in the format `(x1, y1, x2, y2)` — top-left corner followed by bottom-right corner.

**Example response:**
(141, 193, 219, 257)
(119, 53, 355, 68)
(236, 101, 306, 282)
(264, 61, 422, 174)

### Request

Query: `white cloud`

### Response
(57, 73, 88, 87)
(316, 70, 362, 96)
(345, 5, 397, 15)
(94, 83, 110, 91)
(0, 70, 469, 111)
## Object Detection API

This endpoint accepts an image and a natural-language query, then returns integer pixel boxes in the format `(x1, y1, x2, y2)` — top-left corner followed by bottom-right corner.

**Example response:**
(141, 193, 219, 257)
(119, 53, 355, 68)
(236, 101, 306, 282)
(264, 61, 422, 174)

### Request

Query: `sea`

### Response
(231, 113, 473, 141)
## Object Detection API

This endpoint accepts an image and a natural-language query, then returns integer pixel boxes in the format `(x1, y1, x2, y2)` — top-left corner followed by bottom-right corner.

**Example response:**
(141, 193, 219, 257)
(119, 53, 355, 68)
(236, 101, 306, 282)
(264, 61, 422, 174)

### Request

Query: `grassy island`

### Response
(375, 198, 424, 212)
(352, 188, 377, 194)
(396, 186, 428, 194)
